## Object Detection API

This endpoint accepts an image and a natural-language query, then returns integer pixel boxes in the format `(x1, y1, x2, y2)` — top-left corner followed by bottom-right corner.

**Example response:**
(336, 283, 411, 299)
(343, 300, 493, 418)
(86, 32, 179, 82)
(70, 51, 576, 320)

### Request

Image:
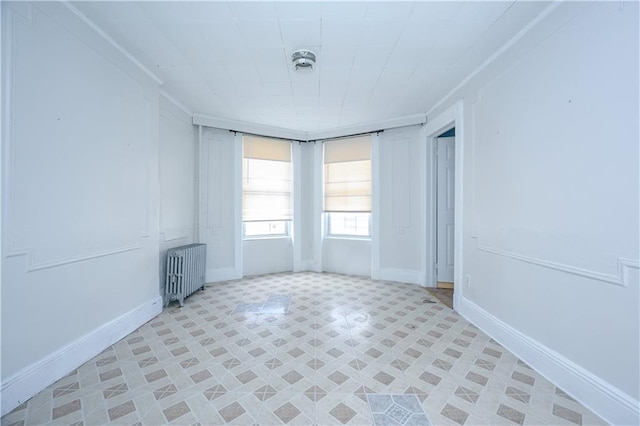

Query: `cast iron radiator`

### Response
(164, 243, 206, 307)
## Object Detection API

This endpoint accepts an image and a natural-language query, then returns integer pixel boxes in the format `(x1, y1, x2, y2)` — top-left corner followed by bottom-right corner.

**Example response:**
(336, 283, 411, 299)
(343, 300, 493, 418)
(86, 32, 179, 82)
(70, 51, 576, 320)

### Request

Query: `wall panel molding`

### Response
(61, 1, 162, 85)
(2, 4, 153, 272)
(160, 227, 193, 243)
(473, 236, 639, 287)
(5, 245, 143, 273)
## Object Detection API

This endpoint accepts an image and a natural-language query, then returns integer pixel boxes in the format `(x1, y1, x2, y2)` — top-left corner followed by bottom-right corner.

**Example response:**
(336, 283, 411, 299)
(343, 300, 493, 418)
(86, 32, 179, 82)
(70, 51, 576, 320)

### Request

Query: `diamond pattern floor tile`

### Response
(1, 272, 607, 426)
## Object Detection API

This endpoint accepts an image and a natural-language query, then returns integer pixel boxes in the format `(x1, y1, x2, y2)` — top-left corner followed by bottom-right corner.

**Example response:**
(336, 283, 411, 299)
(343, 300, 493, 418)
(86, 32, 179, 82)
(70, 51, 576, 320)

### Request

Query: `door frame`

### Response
(424, 101, 464, 310)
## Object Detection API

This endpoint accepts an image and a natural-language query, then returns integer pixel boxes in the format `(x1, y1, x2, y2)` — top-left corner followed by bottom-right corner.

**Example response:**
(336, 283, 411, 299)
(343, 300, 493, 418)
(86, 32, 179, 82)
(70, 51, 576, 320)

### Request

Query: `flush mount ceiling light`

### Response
(291, 49, 316, 72)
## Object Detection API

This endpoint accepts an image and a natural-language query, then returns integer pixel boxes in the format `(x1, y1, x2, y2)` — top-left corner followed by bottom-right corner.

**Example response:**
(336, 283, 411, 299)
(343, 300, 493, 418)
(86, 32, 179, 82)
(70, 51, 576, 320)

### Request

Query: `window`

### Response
(323, 135, 371, 237)
(242, 135, 292, 237)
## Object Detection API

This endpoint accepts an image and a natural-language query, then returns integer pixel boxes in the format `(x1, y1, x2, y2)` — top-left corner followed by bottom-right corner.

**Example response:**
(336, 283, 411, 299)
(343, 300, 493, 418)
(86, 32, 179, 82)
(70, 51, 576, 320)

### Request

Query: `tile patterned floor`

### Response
(2, 272, 606, 425)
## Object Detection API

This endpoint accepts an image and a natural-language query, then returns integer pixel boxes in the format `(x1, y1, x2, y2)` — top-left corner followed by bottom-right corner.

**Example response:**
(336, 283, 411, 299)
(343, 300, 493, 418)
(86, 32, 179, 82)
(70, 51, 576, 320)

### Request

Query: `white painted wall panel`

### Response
(243, 238, 293, 276)
(199, 127, 240, 281)
(467, 1, 639, 399)
(1, 1, 161, 409)
(323, 238, 371, 277)
(298, 143, 316, 265)
(158, 95, 196, 296)
(429, 2, 639, 422)
(377, 125, 426, 280)
(8, 7, 150, 268)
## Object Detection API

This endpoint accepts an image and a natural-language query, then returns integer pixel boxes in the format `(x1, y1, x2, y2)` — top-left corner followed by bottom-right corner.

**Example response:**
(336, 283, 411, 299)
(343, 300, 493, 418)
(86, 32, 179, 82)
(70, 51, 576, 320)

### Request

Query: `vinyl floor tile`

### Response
(2, 272, 607, 425)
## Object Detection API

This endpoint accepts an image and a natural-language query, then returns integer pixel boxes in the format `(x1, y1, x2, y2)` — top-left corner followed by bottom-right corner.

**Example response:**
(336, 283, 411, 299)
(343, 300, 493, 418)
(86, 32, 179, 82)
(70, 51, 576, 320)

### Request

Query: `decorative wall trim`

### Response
(377, 268, 423, 286)
(141, 97, 154, 238)
(61, 1, 163, 85)
(160, 89, 193, 117)
(312, 142, 324, 272)
(0, 296, 162, 417)
(3, 4, 153, 272)
(233, 133, 243, 278)
(370, 133, 381, 280)
(458, 297, 639, 426)
(473, 237, 639, 287)
(160, 227, 193, 242)
(292, 142, 303, 272)
(426, 1, 561, 117)
(6, 245, 143, 273)
(2, 5, 17, 262)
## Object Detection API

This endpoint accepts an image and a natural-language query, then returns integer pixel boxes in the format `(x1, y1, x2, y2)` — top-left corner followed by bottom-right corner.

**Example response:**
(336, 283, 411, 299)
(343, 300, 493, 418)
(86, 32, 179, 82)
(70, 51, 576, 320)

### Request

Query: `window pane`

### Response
(243, 136, 292, 224)
(323, 136, 371, 213)
(328, 213, 370, 237)
(244, 221, 288, 237)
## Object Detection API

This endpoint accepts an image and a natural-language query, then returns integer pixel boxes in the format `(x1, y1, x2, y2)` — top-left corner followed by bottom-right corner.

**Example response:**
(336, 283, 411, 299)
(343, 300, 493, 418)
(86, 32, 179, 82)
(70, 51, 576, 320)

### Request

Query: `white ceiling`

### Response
(71, 1, 552, 133)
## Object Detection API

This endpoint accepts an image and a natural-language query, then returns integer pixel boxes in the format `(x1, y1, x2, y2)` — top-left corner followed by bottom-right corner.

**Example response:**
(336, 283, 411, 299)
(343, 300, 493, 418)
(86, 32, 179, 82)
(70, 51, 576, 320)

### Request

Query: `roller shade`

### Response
(324, 135, 371, 212)
(243, 136, 292, 222)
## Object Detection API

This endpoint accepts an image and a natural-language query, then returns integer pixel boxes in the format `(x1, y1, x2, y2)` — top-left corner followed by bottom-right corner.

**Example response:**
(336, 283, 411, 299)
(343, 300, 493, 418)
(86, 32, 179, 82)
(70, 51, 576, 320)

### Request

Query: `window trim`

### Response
(324, 212, 371, 239)
(242, 220, 292, 240)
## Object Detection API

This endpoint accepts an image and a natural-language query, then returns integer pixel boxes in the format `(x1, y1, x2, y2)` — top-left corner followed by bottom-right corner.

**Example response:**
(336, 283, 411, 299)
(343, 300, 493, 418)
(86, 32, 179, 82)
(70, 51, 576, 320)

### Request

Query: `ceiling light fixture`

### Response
(291, 49, 316, 72)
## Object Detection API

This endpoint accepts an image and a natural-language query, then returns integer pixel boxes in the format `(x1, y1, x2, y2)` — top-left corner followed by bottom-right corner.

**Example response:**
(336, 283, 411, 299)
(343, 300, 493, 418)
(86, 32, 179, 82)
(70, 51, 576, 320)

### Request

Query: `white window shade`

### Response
(324, 135, 371, 212)
(243, 136, 292, 222)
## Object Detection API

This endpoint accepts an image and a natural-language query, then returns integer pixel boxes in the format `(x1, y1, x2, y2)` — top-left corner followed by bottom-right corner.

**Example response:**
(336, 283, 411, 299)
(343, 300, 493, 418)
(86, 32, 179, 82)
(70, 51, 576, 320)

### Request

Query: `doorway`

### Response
(423, 101, 463, 311)
(436, 128, 455, 291)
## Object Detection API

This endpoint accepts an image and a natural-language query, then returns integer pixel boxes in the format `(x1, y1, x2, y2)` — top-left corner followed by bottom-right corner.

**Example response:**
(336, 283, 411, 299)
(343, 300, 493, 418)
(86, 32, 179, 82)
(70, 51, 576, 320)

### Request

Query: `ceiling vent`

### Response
(291, 49, 316, 72)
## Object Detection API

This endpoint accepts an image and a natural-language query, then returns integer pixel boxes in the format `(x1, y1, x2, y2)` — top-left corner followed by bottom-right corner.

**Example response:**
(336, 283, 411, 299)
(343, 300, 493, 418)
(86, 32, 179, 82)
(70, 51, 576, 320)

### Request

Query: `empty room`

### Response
(1, 1, 638, 425)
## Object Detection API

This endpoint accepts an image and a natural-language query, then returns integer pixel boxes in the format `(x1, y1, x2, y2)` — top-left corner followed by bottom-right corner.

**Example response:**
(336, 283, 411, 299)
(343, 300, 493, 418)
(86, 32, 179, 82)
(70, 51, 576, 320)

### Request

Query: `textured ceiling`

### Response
(72, 1, 552, 132)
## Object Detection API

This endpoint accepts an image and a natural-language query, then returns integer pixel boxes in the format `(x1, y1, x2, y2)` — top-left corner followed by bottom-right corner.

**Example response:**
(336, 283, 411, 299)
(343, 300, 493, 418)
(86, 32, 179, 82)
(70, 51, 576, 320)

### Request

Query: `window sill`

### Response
(324, 235, 371, 242)
(243, 235, 292, 241)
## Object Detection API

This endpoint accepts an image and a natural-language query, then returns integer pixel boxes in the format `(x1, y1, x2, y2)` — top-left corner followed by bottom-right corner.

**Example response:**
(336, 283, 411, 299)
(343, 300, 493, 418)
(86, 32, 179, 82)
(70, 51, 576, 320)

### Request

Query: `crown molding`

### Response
(426, 1, 562, 117)
(160, 90, 193, 117)
(61, 1, 163, 85)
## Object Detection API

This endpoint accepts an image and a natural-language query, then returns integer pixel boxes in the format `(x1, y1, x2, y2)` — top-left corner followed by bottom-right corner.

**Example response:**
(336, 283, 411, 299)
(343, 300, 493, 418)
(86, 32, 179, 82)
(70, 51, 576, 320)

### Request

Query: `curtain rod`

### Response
(306, 129, 383, 143)
(229, 130, 303, 144)
(229, 129, 383, 143)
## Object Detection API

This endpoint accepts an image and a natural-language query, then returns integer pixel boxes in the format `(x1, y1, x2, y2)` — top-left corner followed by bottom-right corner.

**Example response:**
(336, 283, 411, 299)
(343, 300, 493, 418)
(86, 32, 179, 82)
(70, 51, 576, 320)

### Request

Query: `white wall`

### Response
(158, 95, 196, 297)
(243, 238, 293, 276)
(296, 143, 317, 270)
(429, 2, 639, 424)
(323, 238, 371, 277)
(1, 2, 163, 414)
(198, 127, 241, 281)
(314, 126, 428, 281)
(376, 125, 427, 285)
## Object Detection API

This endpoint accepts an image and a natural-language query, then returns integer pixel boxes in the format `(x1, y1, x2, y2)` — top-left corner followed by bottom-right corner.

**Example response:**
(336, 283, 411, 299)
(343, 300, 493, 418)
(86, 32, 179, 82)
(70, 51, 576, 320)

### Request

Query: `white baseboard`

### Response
(206, 267, 241, 283)
(1, 297, 162, 417)
(458, 297, 639, 426)
(377, 268, 423, 286)
(293, 260, 317, 273)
